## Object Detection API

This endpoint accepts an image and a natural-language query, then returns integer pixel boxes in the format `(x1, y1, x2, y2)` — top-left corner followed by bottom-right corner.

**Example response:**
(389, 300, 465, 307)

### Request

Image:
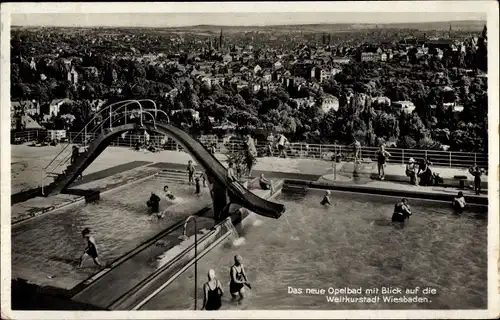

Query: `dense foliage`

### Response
(10, 26, 488, 152)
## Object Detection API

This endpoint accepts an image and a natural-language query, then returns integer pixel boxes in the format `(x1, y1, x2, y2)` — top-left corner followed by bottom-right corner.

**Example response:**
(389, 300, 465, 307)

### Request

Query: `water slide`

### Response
(45, 122, 284, 219)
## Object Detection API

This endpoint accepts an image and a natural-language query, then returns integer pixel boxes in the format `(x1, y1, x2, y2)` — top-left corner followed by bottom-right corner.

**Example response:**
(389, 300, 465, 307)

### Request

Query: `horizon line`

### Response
(11, 18, 487, 29)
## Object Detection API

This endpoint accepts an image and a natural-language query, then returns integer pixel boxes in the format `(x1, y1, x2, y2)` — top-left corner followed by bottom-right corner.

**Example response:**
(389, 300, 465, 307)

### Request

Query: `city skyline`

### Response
(12, 12, 487, 28)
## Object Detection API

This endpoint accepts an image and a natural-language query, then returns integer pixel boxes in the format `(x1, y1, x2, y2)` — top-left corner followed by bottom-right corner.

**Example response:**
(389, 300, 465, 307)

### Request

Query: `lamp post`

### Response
(181, 215, 198, 310)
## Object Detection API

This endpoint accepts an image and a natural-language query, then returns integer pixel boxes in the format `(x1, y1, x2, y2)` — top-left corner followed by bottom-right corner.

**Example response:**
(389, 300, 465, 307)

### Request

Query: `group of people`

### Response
(405, 157, 439, 186)
(267, 134, 289, 158)
(202, 255, 251, 311)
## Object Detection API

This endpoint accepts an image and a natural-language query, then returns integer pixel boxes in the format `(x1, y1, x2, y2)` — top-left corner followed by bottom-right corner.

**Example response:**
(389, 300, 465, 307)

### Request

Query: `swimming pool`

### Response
(140, 188, 487, 310)
(11, 179, 211, 287)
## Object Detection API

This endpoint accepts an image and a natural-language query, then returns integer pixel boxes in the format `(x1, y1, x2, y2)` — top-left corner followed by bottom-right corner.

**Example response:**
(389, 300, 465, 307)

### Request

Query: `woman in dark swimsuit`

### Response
(230, 255, 249, 300)
(202, 269, 223, 310)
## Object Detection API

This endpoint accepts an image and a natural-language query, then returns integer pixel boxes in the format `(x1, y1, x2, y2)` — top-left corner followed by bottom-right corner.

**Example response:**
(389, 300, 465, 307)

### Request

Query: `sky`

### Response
(12, 12, 487, 28)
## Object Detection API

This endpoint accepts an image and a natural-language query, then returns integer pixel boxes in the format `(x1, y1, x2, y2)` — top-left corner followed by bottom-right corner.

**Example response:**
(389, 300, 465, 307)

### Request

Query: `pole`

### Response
(183, 216, 198, 310)
(194, 219, 197, 311)
(41, 169, 44, 196)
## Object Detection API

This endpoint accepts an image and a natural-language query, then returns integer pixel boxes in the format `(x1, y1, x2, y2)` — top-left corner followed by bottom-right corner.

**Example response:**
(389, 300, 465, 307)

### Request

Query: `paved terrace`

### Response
(12, 144, 488, 193)
(11, 145, 488, 223)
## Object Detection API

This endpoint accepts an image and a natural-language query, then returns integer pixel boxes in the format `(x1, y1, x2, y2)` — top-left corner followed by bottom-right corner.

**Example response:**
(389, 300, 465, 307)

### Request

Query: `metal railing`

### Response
(38, 99, 166, 193)
(36, 133, 487, 169)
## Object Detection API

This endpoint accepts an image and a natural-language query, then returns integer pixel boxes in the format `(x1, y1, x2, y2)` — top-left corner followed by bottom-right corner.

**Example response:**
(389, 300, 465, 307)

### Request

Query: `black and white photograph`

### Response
(1, 2, 499, 319)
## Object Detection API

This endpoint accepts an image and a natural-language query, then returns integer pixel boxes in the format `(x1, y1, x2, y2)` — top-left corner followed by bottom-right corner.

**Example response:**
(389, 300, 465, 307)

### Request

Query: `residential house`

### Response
(236, 80, 249, 90)
(294, 62, 314, 79)
(82, 67, 99, 81)
(262, 69, 272, 82)
(252, 82, 262, 93)
(262, 82, 281, 92)
(392, 101, 416, 114)
(171, 109, 200, 122)
(67, 67, 78, 84)
(41, 98, 72, 117)
(331, 68, 342, 77)
(11, 100, 40, 116)
(426, 39, 454, 51)
(253, 65, 262, 74)
(29, 58, 37, 70)
(273, 61, 283, 70)
(11, 114, 44, 131)
(293, 97, 315, 109)
(372, 96, 391, 108)
(320, 95, 340, 113)
(223, 53, 233, 64)
(331, 57, 351, 64)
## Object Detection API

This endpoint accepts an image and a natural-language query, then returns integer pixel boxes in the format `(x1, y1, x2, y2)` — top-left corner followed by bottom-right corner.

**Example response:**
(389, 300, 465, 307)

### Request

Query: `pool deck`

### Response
(10, 146, 489, 224)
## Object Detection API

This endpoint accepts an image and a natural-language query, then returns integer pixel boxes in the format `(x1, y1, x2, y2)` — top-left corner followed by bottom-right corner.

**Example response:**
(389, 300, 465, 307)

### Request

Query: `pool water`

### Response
(141, 188, 487, 310)
(11, 179, 211, 284)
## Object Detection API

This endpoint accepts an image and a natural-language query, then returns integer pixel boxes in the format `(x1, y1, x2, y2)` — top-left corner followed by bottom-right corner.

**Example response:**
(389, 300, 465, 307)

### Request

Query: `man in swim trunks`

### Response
(391, 198, 412, 228)
(230, 254, 250, 300)
(321, 190, 332, 206)
(187, 160, 196, 185)
(78, 228, 103, 268)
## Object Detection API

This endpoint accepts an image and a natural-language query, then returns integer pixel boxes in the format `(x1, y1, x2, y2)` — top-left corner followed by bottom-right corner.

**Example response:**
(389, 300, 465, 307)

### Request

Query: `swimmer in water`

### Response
(321, 190, 332, 206)
(230, 254, 250, 301)
(163, 185, 176, 200)
(202, 269, 223, 311)
(452, 191, 466, 213)
(391, 198, 412, 228)
(78, 228, 103, 268)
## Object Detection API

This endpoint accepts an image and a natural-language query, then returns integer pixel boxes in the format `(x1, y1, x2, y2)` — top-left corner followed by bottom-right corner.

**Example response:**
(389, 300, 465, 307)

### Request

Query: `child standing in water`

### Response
(78, 228, 104, 268)
(453, 191, 466, 213)
(187, 160, 196, 185)
(321, 190, 332, 206)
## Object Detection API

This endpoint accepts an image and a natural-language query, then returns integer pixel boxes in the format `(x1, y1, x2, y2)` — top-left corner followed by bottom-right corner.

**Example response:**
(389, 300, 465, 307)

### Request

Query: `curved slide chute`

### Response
(44, 122, 284, 219)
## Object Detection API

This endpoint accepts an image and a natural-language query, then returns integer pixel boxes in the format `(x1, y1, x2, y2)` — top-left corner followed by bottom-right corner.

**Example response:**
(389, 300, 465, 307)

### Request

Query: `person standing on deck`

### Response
(376, 145, 391, 180)
(469, 164, 483, 195)
(187, 160, 196, 185)
(78, 228, 104, 268)
(244, 134, 257, 177)
(352, 139, 361, 162)
(277, 134, 288, 158)
(406, 158, 418, 185)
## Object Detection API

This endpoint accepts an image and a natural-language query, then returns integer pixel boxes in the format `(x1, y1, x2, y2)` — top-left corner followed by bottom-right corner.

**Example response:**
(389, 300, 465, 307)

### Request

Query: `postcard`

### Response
(1, 1, 498, 319)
